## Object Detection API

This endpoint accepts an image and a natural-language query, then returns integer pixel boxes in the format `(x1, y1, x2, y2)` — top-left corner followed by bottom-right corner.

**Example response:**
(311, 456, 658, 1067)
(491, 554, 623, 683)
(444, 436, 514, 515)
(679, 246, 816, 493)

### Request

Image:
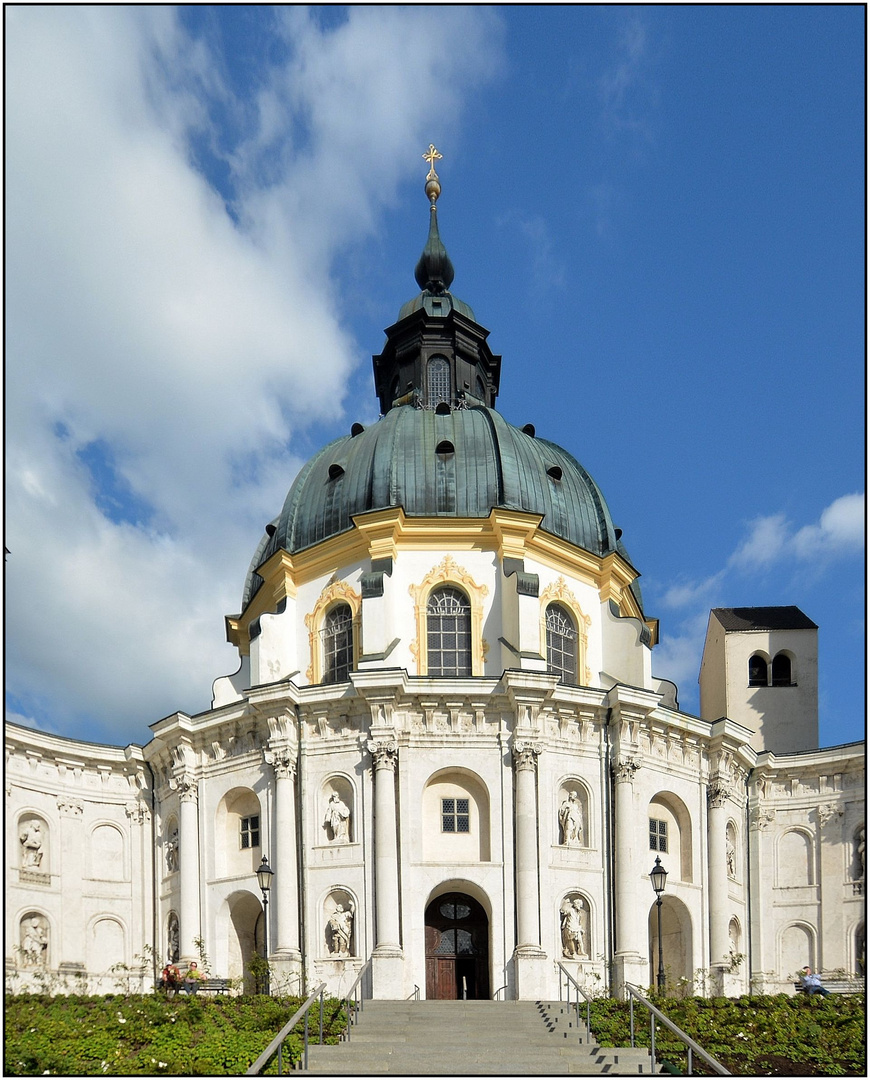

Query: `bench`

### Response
(156, 976, 231, 995)
(794, 978, 864, 995)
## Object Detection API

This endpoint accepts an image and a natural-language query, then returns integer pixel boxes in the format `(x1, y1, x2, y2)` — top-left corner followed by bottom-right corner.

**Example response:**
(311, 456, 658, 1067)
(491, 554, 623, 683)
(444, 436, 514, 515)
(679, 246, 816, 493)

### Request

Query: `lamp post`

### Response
(256, 855, 274, 996)
(649, 856, 668, 994)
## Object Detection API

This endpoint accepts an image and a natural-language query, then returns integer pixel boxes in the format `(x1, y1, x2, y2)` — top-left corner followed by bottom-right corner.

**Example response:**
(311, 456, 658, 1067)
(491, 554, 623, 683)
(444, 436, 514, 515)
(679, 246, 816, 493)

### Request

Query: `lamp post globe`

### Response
(256, 856, 274, 995)
(649, 856, 668, 993)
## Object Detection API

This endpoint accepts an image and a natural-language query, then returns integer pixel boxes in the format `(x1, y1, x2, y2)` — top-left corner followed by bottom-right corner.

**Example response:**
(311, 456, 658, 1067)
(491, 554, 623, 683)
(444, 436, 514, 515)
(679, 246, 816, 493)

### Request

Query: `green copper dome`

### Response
(242, 148, 641, 612)
(242, 405, 636, 610)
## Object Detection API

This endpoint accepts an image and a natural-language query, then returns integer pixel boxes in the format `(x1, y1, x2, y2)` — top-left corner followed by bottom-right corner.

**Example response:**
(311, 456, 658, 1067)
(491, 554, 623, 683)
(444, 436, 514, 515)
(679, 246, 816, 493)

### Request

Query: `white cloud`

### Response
(792, 493, 865, 559)
(660, 571, 725, 611)
(5, 6, 503, 742)
(649, 493, 864, 711)
(728, 494, 865, 572)
(728, 513, 791, 571)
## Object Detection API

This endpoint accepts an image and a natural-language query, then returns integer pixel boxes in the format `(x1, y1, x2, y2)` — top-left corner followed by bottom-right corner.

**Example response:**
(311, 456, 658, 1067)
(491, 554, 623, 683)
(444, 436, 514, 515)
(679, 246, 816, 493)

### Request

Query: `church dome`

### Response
(243, 405, 637, 610)
(242, 148, 640, 612)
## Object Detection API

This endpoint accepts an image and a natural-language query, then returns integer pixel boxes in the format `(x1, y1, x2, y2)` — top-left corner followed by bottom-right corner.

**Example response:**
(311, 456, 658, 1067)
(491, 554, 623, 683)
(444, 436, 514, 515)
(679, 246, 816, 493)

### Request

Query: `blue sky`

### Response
(6, 5, 864, 748)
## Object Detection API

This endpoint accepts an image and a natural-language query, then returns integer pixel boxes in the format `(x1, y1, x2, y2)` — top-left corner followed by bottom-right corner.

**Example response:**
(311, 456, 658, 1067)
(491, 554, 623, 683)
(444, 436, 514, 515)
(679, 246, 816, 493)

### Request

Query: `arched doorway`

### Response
(425, 892, 489, 999)
(648, 895, 692, 989)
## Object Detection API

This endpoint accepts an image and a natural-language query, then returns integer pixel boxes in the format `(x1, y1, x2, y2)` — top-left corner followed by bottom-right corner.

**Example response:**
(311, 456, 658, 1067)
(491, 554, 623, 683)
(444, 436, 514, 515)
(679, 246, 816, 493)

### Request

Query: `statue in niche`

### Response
(726, 839, 737, 878)
(856, 827, 865, 880)
(19, 819, 45, 869)
(558, 792, 583, 846)
(327, 901, 355, 957)
(324, 792, 351, 843)
(165, 827, 179, 873)
(167, 913, 180, 963)
(559, 897, 586, 958)
(21, 916, 49, 967)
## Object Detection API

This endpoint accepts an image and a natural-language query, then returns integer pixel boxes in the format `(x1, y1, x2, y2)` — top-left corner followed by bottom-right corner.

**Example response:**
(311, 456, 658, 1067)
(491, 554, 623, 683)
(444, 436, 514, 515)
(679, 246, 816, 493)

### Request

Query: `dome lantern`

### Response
(372, 145, 501, 415)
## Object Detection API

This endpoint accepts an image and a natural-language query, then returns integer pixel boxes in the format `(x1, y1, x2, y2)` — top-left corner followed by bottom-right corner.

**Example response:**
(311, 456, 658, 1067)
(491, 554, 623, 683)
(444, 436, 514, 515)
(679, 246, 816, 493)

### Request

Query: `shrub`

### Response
(4, 993, 347, 1076)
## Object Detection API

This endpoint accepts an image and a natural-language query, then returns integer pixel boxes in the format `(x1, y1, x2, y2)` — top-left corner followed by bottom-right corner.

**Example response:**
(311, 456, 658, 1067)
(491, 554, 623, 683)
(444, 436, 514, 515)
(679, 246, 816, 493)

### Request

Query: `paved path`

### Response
(305, 1000, 655, 1074)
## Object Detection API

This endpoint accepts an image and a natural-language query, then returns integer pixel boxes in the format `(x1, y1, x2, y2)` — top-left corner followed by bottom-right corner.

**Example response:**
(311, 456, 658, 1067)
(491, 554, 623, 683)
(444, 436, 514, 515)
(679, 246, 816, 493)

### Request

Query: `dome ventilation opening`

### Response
(435, 440, 455, 455)
(435, 401, 451, 415)
(265, 523, 277, 538)
(350, 423, 365, 437)
(546, 465, 563, 481)
(522, 423, 536, 437)
(328, 463, 345, 480)
(615, 528, 623, 540)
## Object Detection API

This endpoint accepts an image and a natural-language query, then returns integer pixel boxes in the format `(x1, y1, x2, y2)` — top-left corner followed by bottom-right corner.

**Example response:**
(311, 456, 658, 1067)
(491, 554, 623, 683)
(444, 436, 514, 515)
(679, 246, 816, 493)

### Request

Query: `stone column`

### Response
(56, 797, 85, 979)
(125, 800, 153, 992)
(271, 751, 300, 956)
(172, 773, 200, 962)
(511, 738, 548, 998)
(368, 738, 403, 997)
(707, 783, 731, 987)
(817, 803, 846, 971)
(612, 755, 647, 993)
(513, 739, 542, 948)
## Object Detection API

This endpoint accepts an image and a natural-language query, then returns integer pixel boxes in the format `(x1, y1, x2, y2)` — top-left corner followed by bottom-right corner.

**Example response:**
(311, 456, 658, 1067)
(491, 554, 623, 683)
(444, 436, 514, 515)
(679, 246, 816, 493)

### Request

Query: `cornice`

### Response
(230, 505, 650, 655)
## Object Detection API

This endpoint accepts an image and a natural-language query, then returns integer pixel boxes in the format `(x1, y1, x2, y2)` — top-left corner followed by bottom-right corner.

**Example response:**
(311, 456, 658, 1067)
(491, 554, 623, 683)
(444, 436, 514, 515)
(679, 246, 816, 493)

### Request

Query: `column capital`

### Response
(707, 783, 731, 810)
(125, 801, 151, 824)
(750, 807, 775, 831)
(264, 747, 297, 780)
(817, 802, 844, 825)
(169, 773, 198, 804)
(612, 756, 640, 784)
(367, 738, 398, 771)
(512, 738, 543, 772)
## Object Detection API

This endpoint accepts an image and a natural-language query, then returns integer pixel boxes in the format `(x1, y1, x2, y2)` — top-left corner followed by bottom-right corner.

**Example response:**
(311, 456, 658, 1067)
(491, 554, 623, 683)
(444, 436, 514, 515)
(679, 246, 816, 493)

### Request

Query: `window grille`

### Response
(748, 655, 767, 687)
(441, 797, 470, 833)
(771, 653, 792, 686)
(427, 587, 472, 676)
(427, 356, 450, 406)
(323, 604, 353, 684)
(649, 818, 668, 853)
(241, 815, 260, 850)
(546, 604, 577, 683)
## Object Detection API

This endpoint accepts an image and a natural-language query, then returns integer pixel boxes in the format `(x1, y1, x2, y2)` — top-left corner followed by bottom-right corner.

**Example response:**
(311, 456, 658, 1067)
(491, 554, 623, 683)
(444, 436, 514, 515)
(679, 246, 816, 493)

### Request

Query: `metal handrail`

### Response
(555, 962, 592, 1043)
(492, 984, 508, 1000)
(245, 982, 327, 1075)
(407, 984, 420, 1000)
(337, 959, 372, 1045)
(624, 983, 730, 1076)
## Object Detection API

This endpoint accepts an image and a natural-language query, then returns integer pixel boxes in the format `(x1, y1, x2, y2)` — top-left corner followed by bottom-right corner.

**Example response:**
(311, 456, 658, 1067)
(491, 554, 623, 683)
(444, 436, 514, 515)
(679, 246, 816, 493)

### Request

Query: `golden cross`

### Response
(423, 144, 442, 179)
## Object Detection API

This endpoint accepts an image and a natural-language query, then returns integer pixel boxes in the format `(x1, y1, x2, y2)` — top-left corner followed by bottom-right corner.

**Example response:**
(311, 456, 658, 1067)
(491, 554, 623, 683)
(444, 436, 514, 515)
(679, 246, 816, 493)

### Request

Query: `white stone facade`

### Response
(6, 526, 864, 1000)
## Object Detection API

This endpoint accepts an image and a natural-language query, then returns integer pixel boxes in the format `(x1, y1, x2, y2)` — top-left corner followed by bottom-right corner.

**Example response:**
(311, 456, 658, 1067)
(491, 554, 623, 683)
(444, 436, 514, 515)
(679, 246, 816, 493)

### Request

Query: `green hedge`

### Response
(4, 993, 347, 1076)
(588, 993, 866, 1076)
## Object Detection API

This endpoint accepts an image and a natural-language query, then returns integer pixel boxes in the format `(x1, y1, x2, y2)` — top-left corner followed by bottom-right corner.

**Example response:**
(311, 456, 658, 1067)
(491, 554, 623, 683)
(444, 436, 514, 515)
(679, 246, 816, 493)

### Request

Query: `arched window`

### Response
(546, 603, 577, 683)
(427, 587, 471, 677)
(771, 653, 792, 686)
(323, 604, 354, 684)
(427, 356, 450, 407)
(748, 654, 768, 687)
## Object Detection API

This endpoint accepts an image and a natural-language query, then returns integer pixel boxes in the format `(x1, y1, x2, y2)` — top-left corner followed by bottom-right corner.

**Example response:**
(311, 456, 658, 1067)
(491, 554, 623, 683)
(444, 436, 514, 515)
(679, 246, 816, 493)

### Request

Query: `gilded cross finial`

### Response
(423, 144, 442, 179)
(422, 144, 443, 205)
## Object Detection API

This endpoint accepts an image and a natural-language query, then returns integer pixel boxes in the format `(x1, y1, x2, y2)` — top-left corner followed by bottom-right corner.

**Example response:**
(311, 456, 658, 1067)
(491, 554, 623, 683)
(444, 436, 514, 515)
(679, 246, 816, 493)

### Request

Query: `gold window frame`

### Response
(540, 577, 591, 685)
(305, 580, 362, 685)
(409, 555, 489, 676)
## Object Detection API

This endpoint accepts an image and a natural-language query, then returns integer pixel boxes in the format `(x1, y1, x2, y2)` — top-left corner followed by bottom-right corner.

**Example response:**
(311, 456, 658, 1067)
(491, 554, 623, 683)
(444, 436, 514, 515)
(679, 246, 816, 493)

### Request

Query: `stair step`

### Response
(298, 1000, 656, 1074)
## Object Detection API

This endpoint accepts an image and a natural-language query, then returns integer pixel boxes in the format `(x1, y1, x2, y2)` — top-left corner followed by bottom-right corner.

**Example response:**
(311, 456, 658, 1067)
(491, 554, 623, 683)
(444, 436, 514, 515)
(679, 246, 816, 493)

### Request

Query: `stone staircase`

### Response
(304, 999, 656, 1074)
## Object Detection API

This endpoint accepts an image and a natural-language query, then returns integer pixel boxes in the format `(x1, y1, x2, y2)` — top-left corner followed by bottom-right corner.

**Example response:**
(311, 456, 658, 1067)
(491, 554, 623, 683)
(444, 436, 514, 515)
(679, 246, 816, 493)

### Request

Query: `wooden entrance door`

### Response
(425, 892, 489, 999)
